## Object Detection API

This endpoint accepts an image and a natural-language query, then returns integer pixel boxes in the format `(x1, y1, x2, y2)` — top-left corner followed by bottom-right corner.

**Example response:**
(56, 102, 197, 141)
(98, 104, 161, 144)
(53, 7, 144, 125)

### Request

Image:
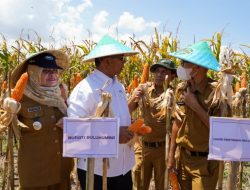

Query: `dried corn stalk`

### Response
(205, 71, 234, 116)
(138, 83, 151, 114)
(227, 82, 247, 190)
(152, 88, 175, 119)
(207, 47, 239, 190)
(95, 92, 113, 117)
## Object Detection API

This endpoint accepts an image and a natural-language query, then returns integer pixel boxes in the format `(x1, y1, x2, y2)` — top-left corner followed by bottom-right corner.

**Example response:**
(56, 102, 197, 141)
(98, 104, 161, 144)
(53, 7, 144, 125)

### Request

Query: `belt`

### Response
(143, 141, 165, 148)
(181, 147, 208, 157)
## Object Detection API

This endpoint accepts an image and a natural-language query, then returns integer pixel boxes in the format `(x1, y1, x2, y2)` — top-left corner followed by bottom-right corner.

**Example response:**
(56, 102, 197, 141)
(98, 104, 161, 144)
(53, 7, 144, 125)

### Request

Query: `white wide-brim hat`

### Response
(83, 35, 138, 63)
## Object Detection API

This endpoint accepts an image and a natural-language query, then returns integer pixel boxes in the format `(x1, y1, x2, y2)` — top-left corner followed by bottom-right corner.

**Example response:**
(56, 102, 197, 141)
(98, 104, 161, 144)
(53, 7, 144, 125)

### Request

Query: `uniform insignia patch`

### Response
(27, 106, 41, 112)
(176, 101, 185, 106)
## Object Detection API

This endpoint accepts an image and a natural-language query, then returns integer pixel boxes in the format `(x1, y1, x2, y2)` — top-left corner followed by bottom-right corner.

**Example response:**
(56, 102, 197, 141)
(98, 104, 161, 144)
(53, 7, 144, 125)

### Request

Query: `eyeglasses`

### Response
(111, 55, 127, 62)
(42, 69, 59, 75)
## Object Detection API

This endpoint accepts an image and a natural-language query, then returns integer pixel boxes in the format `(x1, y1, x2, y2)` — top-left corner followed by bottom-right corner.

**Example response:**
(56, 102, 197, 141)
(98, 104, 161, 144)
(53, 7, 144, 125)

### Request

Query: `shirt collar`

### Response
(148, 82, 166, 95)
(93, 69, 117, 86)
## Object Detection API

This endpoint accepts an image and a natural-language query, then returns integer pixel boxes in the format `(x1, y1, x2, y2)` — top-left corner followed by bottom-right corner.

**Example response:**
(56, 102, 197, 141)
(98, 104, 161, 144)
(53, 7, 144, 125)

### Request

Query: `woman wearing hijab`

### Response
(11, 50, 73, 190)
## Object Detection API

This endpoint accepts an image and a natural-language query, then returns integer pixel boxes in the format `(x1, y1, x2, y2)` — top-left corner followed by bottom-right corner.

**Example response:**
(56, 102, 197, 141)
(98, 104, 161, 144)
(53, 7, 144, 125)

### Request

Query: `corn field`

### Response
(1, 28, 250, 189)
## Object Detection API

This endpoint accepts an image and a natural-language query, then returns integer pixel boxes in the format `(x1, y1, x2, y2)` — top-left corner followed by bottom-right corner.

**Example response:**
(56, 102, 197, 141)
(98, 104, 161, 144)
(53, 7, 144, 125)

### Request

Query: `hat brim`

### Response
(150, 63, 176, 73)
(83, 38, 138, 63)
(11, 50, 69, 87)
(83, 52, 138, 63)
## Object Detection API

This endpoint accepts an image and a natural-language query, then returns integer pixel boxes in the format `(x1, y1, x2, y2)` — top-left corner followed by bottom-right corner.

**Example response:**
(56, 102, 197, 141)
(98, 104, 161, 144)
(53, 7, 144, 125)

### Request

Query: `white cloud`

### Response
(91, 10, 120, 42)
(52, 0, 93, 43)
(117, 12, 160, 32)
(0, 0, 92, 43)
(93, 10, 110, 34)
(0, 1, 160, 47)
(61, 0, 93, 22)
(90, 11, 160, 42)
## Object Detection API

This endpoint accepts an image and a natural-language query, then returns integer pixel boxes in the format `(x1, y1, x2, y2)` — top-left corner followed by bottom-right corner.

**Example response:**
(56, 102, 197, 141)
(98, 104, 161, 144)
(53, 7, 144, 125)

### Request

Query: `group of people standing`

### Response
(9, 34, 223, 190)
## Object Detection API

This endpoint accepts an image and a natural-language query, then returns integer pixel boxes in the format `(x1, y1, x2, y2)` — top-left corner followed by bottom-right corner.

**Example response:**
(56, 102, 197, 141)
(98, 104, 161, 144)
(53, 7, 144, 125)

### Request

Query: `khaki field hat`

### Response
(11, 50, 69, 86)
(83, 35, 138, 62)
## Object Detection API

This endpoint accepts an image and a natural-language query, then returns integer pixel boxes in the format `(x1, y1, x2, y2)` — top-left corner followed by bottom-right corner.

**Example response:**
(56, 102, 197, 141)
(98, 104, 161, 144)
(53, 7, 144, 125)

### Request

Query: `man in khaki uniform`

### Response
(167, 42, 223, 190)
(129, 59, 176, 190)
(11, 50, 73, 190)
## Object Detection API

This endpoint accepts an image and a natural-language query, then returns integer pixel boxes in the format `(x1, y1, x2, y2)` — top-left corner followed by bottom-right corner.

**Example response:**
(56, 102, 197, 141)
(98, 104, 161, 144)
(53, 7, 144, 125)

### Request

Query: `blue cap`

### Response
(28, 53, 62, 69)
(169, 41, 221, 71)
(83, 35, 138, 62)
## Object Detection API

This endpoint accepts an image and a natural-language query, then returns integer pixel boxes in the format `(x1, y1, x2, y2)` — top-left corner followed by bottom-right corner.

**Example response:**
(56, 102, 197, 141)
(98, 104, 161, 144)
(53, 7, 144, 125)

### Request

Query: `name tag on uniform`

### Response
(27, 106, 41, 112)
(176, 101, 185, 106)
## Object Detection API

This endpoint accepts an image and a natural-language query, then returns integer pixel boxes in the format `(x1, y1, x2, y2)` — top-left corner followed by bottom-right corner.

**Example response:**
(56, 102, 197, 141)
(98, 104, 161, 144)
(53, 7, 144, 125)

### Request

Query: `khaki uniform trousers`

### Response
(132, 142, 143, 190)
(178, 149, 219, 190)
(19, 175, 71, 190)
(142, 145, 165, 190)
(19, 184, 60, 190)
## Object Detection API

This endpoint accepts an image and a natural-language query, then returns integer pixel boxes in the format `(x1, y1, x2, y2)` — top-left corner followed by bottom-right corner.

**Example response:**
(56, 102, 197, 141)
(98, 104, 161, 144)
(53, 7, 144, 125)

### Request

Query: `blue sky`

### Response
(0, 0, 249, 54)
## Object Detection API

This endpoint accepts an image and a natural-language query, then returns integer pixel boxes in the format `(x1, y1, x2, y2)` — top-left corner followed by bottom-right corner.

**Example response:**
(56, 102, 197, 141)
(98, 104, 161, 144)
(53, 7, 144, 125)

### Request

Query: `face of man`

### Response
(104, 55, 126, 77)
(40, 68, 60, 87)
(181, 61, 199, 80)
(153, 66, 172, 86)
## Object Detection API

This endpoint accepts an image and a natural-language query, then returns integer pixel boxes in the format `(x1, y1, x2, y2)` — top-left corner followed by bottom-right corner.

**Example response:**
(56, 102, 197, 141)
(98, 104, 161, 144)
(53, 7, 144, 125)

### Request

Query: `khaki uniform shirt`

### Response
(18, 96, 73, 188)
(175, 77, 218, 152)
(142, 83, 167, 142)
